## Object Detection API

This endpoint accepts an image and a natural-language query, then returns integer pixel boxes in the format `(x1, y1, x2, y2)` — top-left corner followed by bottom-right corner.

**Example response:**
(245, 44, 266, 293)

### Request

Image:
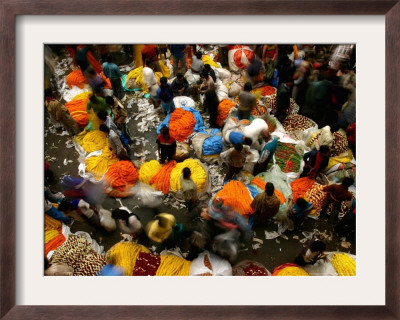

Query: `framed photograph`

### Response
(1, 1, 399, 319)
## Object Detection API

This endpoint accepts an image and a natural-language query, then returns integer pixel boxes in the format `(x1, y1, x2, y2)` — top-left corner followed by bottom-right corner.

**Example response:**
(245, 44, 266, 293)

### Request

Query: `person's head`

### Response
(196, 51, 202, 59)
(234, 143, 243, 152)
(106, 54, 113, 63)
(201, 69, 209, 79)
(97, 110, 108, 122)
(319, 145, 330, 156)
(310, 240, 326, 252)
(182, 167, 191, 179)
(58, 200, 73, 213)
(89, 94, 98, 104)
(160, 77, 168, 86)
(342, 177, 354, 188)
(157, 214, 176, 229)
(176, 72, 183, 80)
(244, 82, 252, 92)
(87, 67, 95, 76)
(243, 137, 253, 146)
(161, 126, 170, 138)
(99, 124, 110, 134)
(296, 198, 308, 210)
(105, 96, 114, 106)
(265, 182, 275, 196)
(204, 64, 211, 72)
(112, 208, 130, 221)
(261, 129, 270, 141)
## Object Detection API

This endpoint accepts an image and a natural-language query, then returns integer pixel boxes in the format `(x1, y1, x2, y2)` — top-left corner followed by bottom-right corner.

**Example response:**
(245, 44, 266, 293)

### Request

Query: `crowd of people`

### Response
(44, 44, 356, 277)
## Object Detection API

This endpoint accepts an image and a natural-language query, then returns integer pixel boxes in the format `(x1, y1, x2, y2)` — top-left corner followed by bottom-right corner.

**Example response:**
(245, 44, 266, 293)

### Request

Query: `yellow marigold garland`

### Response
(169, 158, 207, 193)
(139, 160, 163, 185)
(44, 214, 62, 231)
(44, 229, 61, 244)
(276, 266, 309, 276)
(156, 255, 192, 276)
(80, 130, 108, 153)
(86, 146, 118, 181)
(331, 253, 356, 276)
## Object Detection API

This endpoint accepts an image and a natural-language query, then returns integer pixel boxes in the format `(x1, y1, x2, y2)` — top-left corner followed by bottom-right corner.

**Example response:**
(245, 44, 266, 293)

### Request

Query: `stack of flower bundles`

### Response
(104, 161, 139, 198)
(272, 263, 309, 276)
(170, 158, 207, 193)
(331, 253, 356, 276)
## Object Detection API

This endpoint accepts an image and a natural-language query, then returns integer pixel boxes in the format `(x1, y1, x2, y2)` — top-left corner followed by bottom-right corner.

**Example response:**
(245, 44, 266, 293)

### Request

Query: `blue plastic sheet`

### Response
(121, 74, 142, 92)
(247, 185, 260, 198)
(202, 135, 223, 155)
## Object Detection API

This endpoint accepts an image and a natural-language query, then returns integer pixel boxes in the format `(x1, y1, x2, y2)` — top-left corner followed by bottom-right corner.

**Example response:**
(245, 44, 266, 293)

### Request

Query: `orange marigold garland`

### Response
(66, 69, 88, 89)
(149, 161, 177, 194)
(104, 161, 138, 191)
(65, 98, 89, 127)
(217, 100, 236, 127)
(290, 177, 316, 203)
(215, 180, 254, 217)
(168, 109, 196, 142)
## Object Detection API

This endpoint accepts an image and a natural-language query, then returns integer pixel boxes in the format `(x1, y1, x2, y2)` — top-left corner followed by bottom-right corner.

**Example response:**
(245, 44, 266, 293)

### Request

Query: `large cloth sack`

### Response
(228, 45, 255, 73)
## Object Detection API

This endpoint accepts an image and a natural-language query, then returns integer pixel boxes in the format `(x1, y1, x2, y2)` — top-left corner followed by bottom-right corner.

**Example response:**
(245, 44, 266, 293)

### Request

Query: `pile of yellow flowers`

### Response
(71, 91, 93, 101)
(275, 266, 309, 276)
(169, 159, 207, 193)
(79, 130, 108, 153)
(331, 253, 356, 276)
(156, 255, 192, 276)
(86, 146, 118, 181)
(139, 160, 163, 185)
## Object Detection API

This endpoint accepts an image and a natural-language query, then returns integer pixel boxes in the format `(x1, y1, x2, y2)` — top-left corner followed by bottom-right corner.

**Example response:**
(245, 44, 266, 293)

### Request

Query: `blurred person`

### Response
(301, 145, 330, 178)
(105, 96, 131, 142)
(171, 72, 190, 97)
(58, 199, 101, 228)
(246, 58, 265, 87)
(102, 54, 125, 100)
(276, 46, 296, 86)
(142, 66, 161, 108)
(203, 89, 220, 128)
(346, 122, 356, 158)
(44, 198, 72, 225)
(112, 207, 143, 237)
(97, 111, 130, 152)
(238, 82, 256, 120)
(250, 182, 280, 227)
(99, 124, 130, 160)
(87, 67, 105, 96)
(191, 51, 204, 74)
(87, 94, 111, 115)
(45, 89, 79, 135)
(320, 177, 354, 223)
(276, 76, 293, 123)
(204, 64, 216, 82)
(169, 44, 187, 75)
(292, 61, 311, 109)
(141, 44, 161, 73)
(180, 167, 198, 211)
(221, 143, 250, 181)
(146, 213, 177, 245)
(253, 131, 278, 175)
(156, 127, 177, 164)
(294, 239, 327, 266)
(199, 69, 215, 96)
(75, 45, 90, 72)
(288, 198, 314, 231)
(334, 199, 356, 243)
(156, 77, 175, 114)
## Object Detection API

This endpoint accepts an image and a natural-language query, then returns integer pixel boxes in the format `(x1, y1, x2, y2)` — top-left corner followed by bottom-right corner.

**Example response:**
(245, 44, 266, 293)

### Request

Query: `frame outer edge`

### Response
(0, 2, 16, 320)
(386, 2, 400, 318)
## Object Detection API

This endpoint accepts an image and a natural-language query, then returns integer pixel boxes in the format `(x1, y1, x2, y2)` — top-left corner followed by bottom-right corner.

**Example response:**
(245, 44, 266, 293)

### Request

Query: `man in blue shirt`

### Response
(102, 54, 125, 100)
(156, 77, 175, 114)
(169, 44, 187, 76)
(253, 132, 278, 175)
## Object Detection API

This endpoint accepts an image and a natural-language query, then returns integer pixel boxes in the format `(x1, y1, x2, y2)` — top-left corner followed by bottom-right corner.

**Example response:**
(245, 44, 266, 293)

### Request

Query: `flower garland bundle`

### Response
(156, 255, 192, 276)
(44, 214, 62, 231)
(100, 72, 112, 89)
(79, 130, 108, 153)
(265, 95, 298, 115)
(168, 109, 196, 142)
(290, 177, 316, 203)
(169, 158, 207, 193)
(251, 105, 268, 116)
(331, 253, 356, 276)
(105, 241, 150, 276)
(71, 92, 93, 101)
(331, 131, 349, 157)
(233, 260, 270, 276)
(44, 229, 61, 244)
(251, 177, 286, 204)
(85, 146, 119, 181)
(65, 98, 90, 127)
(66, 69, 88, 89)
(132, 252, 161, 276)
(139, 160, 163, 185)
(251, 85, 276, 97)
(149, 160, 177, 194)
(85, 50, 102, 74)
(214, 180, 254, 217)
(273, 266, 309, 276)
(44, 233, 66, 257)
(216, 100, 236, 127)
(104, 161, 138, 191)
(304, 184, 327, 217)
(283, 114, 316, 137)
(274, 142, 302, 173)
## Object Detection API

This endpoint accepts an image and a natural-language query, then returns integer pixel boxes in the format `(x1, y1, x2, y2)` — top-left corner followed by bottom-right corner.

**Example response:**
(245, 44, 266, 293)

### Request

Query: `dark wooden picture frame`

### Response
(1, 1, 399, 319)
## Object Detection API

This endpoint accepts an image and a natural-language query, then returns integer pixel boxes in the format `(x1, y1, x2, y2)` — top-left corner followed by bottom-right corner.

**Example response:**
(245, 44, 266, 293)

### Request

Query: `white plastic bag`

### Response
(189, 251, 232, 276)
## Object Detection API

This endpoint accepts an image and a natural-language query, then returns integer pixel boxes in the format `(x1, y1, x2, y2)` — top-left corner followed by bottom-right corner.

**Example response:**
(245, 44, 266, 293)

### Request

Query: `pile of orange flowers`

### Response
(216, 100, 236, 127)
(66, 69, 88, 89)
(251, 177, 286, 204)
(149, 161, 177, 194)
(168, 109, 196, 142)
(290, 177, 315, 203)
(251, 85, 276, 97)
(104, 161, 138, 191)
(65, 98, 89, 127)
(215, 180, 254, 217)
